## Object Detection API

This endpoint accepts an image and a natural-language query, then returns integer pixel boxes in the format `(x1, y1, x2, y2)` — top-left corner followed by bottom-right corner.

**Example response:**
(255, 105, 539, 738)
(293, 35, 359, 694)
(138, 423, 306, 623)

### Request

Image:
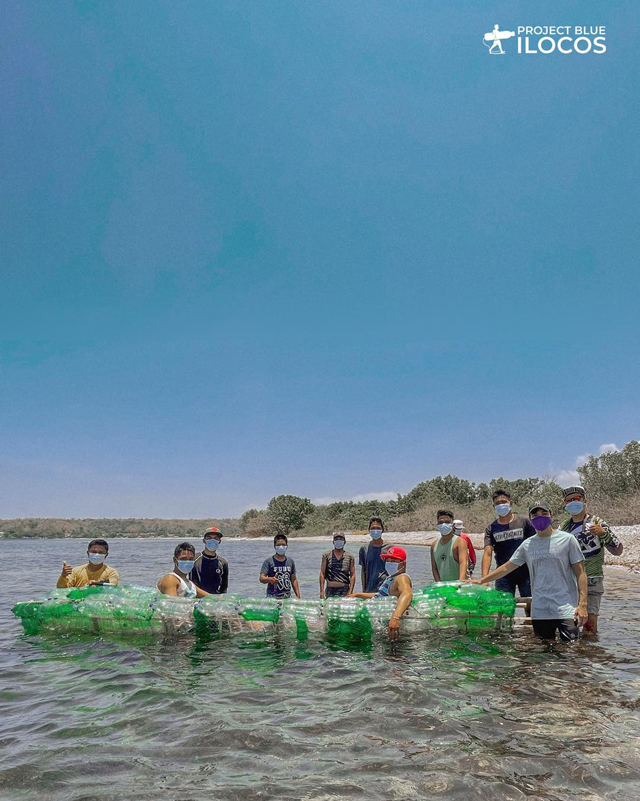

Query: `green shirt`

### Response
(434, 536, 459, 582)
(559, 514, 617, 578)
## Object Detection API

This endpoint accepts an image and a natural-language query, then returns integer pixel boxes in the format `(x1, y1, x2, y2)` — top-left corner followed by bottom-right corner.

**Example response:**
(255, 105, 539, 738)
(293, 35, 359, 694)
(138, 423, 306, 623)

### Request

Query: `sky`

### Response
(1, 1, 638, 518)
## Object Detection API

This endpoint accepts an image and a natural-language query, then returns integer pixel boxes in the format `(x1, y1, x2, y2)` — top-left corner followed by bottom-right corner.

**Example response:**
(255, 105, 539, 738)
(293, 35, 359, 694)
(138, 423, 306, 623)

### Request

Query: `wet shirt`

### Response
(190, 553, 229, 594)
(56, 563, 119, 588)
(359, 542, 389, 593)
(560, 514, 620, 578)
(261, 556, 296, 598)
(510, 530, 585, 619)
(322, 551, 354, 586)
(484, 515, 536, 566)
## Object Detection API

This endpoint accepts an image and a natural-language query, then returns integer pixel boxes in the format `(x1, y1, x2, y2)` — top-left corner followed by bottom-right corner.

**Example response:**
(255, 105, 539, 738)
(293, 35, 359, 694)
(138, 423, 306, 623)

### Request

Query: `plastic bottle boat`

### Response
(13, 582, 515, 639)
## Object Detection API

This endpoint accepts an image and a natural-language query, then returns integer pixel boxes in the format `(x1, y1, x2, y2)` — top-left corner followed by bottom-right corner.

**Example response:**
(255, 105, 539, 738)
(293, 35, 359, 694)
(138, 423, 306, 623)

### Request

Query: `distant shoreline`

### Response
(3, 526, 639, 572)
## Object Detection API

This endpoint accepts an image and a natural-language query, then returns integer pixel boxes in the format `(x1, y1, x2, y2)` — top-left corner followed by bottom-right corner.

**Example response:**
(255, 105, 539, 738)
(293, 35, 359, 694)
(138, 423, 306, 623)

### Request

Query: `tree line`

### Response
(2, 440, 638, 538)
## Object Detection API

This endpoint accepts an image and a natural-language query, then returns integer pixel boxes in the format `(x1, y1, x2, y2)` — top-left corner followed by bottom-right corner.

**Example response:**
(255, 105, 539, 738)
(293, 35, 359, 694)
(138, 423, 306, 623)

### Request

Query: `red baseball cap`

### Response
(381, 546, 406, 561)
(204, 526, 222, 537)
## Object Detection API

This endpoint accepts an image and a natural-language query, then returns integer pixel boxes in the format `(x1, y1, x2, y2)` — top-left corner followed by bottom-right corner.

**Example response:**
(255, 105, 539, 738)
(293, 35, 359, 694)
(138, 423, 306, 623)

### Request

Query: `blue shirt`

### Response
(260, 555, 296, 598)
(358, 542, 389, 593)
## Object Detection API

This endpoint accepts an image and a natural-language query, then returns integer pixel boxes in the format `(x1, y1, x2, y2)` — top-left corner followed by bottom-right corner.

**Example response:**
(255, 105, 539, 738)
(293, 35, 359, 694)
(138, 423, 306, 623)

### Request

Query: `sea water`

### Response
(2, 538, 640, 799)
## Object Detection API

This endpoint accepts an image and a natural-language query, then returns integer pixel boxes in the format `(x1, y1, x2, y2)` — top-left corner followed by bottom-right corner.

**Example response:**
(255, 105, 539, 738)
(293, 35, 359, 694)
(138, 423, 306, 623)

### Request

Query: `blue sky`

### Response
(1, 1, 638, 518)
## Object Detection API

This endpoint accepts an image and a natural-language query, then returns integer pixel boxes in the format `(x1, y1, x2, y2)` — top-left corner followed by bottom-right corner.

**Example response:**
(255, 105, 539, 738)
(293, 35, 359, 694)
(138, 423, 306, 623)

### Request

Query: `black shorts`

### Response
(532, 618, 580, 642)
(325, 585, 350, 597)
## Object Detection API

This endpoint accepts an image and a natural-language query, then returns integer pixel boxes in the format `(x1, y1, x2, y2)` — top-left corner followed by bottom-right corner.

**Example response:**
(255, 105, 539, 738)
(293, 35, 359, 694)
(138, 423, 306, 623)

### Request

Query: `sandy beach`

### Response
(238, 525, 640, 573)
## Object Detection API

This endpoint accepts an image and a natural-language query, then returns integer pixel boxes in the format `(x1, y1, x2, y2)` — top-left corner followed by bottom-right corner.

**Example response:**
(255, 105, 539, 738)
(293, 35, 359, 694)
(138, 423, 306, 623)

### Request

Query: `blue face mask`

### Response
(333, 540, 345, 550)
(494, 503, 511, 517)
(385, 562, 399, 576)
(177, 560, 194, 573)
(204, 539, 220, 552)
(275, 545, 287, 555)
(565, 501, 584, 515)
(369, 529, 383, 540)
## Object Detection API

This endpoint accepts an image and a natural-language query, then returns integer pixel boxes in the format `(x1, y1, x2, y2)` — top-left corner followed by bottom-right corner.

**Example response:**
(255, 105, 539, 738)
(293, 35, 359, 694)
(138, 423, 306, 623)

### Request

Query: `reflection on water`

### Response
(2, 539, 640, 800)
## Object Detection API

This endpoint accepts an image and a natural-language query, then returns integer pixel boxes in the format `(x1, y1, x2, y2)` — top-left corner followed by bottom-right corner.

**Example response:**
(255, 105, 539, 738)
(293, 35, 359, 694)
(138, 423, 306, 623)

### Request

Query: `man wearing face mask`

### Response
(190, 526, 229, 595)
(350, 546, 413, 641)
(472, 503, 588, 642)
(157, 542, 209, 598)
(482, 489, 535, 603)
(358, 517, 391, 593)
(431, 511, 468, 582)
(57, 539, 119, 588)
(260, 535, 301, 599)
(319, 533, 355, 598)
(559, 485, 623, 635)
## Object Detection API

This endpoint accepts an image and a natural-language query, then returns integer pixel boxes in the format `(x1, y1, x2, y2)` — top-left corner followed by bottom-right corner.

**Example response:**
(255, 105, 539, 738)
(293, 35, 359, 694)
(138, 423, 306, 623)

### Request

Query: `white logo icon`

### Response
(483, 24, 516, 54)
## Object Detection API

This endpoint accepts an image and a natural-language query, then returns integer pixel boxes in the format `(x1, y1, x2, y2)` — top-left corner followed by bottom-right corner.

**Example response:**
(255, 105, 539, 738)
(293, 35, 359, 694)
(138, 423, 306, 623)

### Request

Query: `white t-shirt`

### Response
(510, 530, 584, 619)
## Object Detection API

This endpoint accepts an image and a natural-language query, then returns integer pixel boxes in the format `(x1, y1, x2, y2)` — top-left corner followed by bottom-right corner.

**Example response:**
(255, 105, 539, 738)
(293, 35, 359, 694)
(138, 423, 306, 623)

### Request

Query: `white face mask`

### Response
(275, 545, 287, 555)
(88, 552, 105, 565)
(437, 523, 453, 536)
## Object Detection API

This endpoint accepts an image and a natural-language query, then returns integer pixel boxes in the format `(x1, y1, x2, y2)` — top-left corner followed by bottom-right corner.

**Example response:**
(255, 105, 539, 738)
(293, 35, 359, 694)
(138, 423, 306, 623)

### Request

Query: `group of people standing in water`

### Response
(56, 483, 622, 643)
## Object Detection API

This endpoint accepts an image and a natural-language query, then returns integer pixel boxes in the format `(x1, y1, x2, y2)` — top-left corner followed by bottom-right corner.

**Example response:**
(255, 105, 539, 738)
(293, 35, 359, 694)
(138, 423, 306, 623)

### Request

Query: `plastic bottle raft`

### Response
(13, 582, 516, 640)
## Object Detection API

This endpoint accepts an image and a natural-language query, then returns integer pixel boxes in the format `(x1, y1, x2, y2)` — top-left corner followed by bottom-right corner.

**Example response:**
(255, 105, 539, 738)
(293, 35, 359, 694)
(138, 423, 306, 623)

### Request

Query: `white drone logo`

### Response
(483, 24, 516, 54)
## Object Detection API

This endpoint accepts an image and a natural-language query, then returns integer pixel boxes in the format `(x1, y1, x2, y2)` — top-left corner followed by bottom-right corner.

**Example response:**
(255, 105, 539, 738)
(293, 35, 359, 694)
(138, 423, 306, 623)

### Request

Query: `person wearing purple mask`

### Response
(471, 503, 587, 642)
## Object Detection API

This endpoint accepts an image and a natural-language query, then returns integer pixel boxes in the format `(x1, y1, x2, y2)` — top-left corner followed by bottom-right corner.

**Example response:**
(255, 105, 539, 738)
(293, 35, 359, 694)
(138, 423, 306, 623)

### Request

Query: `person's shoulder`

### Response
(513, 515, 529, 526)
(322, 550, 332, 559)
(217, 555, 229, 566)
(73, 563, 89, 574)
(106, 564, 119, 575)
(193, 553, 204, 566)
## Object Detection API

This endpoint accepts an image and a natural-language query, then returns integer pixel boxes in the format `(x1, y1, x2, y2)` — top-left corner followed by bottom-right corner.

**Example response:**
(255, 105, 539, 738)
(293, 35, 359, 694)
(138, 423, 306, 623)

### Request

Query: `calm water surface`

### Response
(2, 538, 640, 800)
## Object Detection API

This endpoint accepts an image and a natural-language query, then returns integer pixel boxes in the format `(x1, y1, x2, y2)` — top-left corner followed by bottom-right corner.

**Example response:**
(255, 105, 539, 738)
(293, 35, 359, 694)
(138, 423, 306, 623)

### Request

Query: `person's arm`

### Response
(221, 562, 229, 593)
(57, 561, 73, 588)
(349, 557, 356, 594)
(260, 559, 278, 586)
(571, 561, 588, 625)
(292, 574, 301, 599)
(592, 519, 624, 556)
(430, 543, 440, 582)
(471, 560, 519, 584)
(195, 585, 210, 598)
(388, 575, 413, 641)
(359, 546, 366, 591)
(481, 545, 493, 578)
(158, 575, 180, 596)
(455, 538, 468, 581)
(350, 591, 376, 599)
(319, 554, 327, 598)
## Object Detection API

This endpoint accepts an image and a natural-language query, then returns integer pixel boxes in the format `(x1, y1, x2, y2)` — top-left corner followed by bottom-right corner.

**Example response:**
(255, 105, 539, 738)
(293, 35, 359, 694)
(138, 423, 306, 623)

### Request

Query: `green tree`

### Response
(578, 440, 640, 499)
(266, 495, 315, 537)
(240, 508, 261, 534)
(398, 475, 477, 512)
